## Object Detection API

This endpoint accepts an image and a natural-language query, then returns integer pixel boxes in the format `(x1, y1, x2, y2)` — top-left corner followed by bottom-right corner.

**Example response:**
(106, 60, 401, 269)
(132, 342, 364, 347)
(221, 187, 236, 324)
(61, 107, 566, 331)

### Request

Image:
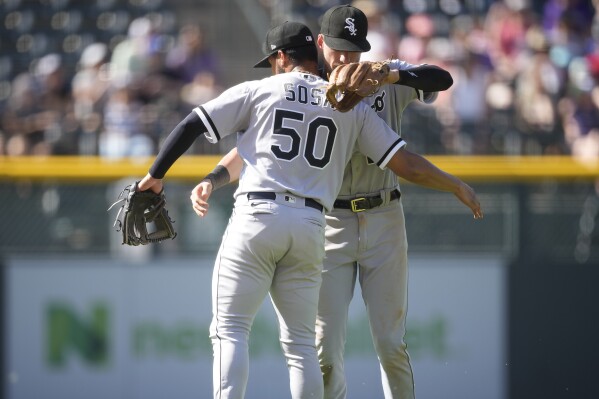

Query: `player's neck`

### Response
(291, 65, 318, 76)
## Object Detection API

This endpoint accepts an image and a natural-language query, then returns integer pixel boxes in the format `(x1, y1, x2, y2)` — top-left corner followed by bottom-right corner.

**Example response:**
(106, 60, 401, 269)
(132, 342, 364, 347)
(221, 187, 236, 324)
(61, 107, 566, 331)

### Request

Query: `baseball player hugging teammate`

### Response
(117, 8, 481, 399)
(189, 5, 481, 399)
(183, 8, 482, 399)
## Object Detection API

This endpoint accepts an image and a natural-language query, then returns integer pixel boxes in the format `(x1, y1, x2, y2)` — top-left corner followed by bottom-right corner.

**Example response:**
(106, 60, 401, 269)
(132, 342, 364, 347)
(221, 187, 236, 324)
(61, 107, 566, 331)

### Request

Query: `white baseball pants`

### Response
(210, 195, 326, 399)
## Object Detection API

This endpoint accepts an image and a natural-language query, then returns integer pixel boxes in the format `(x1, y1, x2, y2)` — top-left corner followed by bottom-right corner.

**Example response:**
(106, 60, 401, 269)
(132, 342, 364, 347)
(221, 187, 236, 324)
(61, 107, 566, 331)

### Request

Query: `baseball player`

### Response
(317, 6, 446, 399)
(191, 5, 459, 399)
(138, 20, 480, 399)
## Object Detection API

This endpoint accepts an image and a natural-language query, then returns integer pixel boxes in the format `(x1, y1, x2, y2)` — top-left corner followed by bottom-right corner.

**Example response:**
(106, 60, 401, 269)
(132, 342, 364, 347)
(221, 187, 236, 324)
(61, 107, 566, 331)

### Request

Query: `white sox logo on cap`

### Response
(344, 18, 357, 36)
(320, 5, 370, 52)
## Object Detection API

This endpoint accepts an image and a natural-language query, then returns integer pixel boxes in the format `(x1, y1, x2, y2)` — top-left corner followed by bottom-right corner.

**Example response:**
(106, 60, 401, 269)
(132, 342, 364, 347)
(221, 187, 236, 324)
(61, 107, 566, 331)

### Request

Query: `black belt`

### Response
(333, 189, 401, 212)
(247, 192, 324, 212)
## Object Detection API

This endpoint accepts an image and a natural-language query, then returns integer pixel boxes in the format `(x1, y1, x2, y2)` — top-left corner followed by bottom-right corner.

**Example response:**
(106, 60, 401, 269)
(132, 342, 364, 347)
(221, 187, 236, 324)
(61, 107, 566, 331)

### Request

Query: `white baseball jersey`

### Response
(316, 60, 442, 399)
(336, 60, 437, 196)
(194, 71, 406, 211)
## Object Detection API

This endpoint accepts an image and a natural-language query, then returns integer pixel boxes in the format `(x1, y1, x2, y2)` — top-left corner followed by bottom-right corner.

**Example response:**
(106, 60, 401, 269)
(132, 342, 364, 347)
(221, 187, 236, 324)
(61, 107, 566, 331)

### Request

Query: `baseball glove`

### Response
(326, 61, 391, 112)
(108, 181, 177, 246)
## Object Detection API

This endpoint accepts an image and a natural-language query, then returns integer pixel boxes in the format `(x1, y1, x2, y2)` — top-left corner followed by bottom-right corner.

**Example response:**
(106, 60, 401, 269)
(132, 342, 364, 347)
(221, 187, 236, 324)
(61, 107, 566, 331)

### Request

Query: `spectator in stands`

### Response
(166, 23, 220, 84)
(71, 42, 111, 155)
(99, 85, 153, 158)
(110, 16, 156, 88)
(446, 50, 493, 154)
(514, 24, 564, 154)
(561, 87, 599, 160)
(351, 0, 399, 62)
(542, 0, 595, 54)
(441, 15, 493, 154)
(1, 72, 44, 155)
(179, 70, 222, 107)
(2, 52, 73, 156)
(34, 53, 76, 154)
(72, 43, 111, 118)
(397, 13, 435, 65)
(484, 0, 532, 81)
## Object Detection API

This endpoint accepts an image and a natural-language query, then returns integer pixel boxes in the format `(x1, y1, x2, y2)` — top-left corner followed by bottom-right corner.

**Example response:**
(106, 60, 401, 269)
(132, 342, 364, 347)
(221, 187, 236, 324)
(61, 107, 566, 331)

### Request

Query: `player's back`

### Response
(197, 71, 404, 211)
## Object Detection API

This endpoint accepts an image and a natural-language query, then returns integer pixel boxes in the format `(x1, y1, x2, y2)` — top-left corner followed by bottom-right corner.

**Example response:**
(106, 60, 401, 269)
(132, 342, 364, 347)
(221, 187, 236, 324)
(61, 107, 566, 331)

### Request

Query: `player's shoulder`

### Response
(221, 78, 260, 96)
(251, 73, 292, 90)
(222, 76, 282, 99)
(269, 71, 327, 85)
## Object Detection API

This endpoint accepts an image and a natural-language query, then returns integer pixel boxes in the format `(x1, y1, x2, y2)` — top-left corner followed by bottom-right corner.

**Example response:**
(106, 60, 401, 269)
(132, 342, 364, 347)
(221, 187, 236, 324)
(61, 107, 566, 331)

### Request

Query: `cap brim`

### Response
(323, 35, 370, 52)
(254, 53, 274, 68)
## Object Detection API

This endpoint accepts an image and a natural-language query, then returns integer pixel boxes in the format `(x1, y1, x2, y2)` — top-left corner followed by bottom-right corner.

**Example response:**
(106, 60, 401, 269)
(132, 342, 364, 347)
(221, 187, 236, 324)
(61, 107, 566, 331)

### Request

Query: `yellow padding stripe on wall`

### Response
(1, 155, 598, 182)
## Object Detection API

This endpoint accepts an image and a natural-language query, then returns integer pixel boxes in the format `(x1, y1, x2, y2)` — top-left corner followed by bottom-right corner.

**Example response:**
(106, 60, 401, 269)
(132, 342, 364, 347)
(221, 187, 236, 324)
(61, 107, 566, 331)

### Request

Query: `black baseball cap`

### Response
(254, 21, 316, 68)
(320, 4, 370, 52)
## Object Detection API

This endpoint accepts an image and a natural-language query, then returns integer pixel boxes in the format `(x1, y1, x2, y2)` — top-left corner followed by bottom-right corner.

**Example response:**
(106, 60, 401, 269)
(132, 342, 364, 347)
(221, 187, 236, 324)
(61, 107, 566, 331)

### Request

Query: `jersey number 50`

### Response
(271, 109, 337, 169)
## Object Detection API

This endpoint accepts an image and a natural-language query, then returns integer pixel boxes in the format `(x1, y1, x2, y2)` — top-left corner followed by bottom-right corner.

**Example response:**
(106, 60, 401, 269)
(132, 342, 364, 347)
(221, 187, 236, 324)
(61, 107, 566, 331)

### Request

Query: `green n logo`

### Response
(46, 302, 110, 368)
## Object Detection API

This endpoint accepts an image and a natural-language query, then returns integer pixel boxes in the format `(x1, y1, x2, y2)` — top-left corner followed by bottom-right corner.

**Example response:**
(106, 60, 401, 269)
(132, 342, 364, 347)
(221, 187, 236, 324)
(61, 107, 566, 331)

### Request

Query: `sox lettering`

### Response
(344, 18, 357, 36)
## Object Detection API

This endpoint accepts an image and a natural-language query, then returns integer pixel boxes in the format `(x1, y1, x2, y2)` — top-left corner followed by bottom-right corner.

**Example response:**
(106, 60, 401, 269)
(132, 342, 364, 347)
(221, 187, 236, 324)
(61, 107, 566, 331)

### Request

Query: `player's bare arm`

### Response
(387, 148, 484, 219)
(190, 181, 212, 218)
(137, 174, 164, 194)
(190, 148, 243, 217)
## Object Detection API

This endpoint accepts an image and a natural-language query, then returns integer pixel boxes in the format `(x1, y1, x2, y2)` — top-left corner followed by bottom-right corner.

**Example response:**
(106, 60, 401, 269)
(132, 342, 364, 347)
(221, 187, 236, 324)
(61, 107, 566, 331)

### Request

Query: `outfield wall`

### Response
(4, 255, 505, 399)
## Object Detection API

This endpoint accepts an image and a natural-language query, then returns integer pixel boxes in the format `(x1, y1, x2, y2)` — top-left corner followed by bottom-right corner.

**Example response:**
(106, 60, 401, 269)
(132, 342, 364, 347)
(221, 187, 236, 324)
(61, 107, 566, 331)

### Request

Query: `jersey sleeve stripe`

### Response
(376, 138, 406, 168)
(194, 106, 220, 143)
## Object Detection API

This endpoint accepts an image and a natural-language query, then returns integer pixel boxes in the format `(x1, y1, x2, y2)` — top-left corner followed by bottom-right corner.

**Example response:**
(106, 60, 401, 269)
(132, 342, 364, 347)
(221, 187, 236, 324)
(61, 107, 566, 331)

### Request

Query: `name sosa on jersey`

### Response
(277, 77, 389, 169)
(284, 77, 330, 108)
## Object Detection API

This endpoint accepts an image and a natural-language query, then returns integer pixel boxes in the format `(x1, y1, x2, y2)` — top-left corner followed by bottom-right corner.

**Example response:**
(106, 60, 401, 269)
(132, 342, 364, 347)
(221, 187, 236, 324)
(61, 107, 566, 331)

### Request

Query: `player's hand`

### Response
(138, 173, 163, 194)
(190, 180, 213, 218)
(454, 182, 484, 220)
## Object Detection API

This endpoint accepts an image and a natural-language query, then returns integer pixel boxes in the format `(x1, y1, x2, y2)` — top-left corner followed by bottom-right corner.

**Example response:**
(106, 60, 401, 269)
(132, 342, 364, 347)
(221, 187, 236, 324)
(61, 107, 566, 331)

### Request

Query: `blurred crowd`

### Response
(0, 3, 226, 158)
(1, 0, 599, 158)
